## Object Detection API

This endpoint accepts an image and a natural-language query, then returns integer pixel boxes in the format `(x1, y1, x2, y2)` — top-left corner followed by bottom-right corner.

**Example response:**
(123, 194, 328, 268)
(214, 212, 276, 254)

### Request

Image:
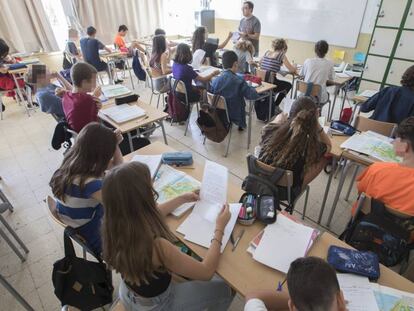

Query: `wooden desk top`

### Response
(124, 141, 414, 295)
(98, 100, 168, 134)
(8, 67, 28, 75)
(256, 81, 277, 94)
(100, 51, 128, 59)
(328, 76, 353, 86)
(329, 134, 348, 158)
(352, 95, 368, 104)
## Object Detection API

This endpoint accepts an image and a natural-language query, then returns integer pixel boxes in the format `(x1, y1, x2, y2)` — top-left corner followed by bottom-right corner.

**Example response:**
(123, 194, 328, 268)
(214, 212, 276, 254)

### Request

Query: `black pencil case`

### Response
(115, 94, 139, 105)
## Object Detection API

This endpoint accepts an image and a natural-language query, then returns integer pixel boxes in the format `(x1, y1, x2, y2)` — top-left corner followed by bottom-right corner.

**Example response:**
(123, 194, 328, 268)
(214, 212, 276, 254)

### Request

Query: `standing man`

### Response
(238, 1, 261, 56)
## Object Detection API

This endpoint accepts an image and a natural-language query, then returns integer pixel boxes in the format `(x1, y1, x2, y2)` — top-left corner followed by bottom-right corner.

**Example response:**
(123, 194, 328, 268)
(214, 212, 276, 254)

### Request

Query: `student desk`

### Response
(98, 99, 169, 152)
(124, 141, 414, 296)
(349, 95, 368, 124)
(246, 81, 277, 149)
(327, 76, 354, 121)
(99, 51, 135, 89)
(6, 67, 37, 117)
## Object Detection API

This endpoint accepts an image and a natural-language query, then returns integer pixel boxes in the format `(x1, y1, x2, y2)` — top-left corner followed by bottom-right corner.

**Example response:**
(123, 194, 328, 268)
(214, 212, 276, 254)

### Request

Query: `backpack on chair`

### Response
(167, 80, 190, 123)
(197, 94, 230, 143)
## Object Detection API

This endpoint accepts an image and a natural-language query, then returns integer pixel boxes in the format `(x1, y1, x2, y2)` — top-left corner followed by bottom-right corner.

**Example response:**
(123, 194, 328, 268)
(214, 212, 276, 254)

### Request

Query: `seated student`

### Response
(244, 257, 346, 311)
(0, 39, 26, 103)
(64, 28, 82, 68)
(49, 122, 124, 255)
(62, 62, 102, 133)
(211, 50, 259, 130)
(234, 39, 256, 74)
(356, 116, 414, 216)
(300, 40, 335, 104)
(80, 26, 122, 84)
(26, 64, 72, 119)
(192, 26, 232, 67)
(260, 38, 297, 107)
(114, 24, 146, 55)
(172, 43, 219, 103)
(259, 97, 331, 191)
(149, 34, 171, 92)
(360, 65, 414, 124)
(101, 161, 233, 310)
(154, 28, 178, 48)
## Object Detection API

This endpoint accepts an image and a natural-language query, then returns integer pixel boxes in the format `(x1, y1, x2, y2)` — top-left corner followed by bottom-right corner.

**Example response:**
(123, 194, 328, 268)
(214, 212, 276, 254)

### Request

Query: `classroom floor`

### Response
(0, 74, 359, 310)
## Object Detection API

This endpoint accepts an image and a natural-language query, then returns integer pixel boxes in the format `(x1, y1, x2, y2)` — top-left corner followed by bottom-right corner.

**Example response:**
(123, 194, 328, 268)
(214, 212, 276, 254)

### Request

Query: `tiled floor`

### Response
(0, 74, 360, 310)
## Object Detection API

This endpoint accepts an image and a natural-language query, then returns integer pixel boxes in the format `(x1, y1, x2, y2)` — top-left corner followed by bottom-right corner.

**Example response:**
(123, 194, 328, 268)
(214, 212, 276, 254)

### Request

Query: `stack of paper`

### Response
(337, 274, 379, 311)
(341, 131, 402, 163)
(250, 213, 318, 273)
(102, 104, 146, 123)
(131, 154, 162, 179)
(154, 165, 201, 217)
(371, 283, 414, 310)
(177, 161, 242, 252)
(101, 84, 132, 98)
(359, 90, 378, 98)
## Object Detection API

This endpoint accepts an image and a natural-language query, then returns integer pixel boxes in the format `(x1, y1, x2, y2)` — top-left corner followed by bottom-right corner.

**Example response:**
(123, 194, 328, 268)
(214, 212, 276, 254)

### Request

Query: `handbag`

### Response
(52, 228, 113, 310)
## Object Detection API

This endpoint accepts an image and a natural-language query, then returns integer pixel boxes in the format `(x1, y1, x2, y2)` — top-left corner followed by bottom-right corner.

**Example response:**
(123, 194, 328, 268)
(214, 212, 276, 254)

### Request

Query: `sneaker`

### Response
(114, 79, 124, 84)
(238, 126, 245, 131)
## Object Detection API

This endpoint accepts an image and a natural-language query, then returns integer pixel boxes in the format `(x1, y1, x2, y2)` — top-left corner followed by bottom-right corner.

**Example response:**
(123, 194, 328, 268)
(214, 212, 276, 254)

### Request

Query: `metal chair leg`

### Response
(83, 247, 87, 260)
(0, 214, 29, 258)
(224, 126, 232, 157)
(345, 165, 359, 202)
(0, 274, 35, 311)
(150, 93, 154, 105)
(0, 189, 13, 212)
(302, 186, 310, 220)
(157, 94, 161, 109)
(184, 104, 193, 136)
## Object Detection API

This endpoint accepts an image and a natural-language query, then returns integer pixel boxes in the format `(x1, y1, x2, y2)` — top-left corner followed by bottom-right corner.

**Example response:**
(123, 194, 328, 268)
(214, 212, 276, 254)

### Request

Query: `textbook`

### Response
(101, 104, 146, 123)
(101, 84, 132, 98)
(371, 283, 414, 310)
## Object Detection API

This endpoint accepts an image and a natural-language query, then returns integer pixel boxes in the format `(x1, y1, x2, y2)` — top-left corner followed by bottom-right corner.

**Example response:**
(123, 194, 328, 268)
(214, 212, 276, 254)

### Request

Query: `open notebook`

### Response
(101, 104, 146, 123)
(101, 84, 132, 98)
(131, 154, 162, 179)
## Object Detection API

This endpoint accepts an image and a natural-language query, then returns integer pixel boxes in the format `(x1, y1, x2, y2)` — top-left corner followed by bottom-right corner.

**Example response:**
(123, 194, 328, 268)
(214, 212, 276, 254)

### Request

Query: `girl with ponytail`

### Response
(259, 97, 331, 190)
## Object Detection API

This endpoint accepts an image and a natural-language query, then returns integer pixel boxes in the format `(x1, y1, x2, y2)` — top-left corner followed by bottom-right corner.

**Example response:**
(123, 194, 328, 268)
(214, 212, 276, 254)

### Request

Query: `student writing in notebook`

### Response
(211, 50, 259, 131)
(355, 116, 414, 216)
(192, 26, 232, 67)
(50, 123, 124, 255)
(101, 161, 233, 311)
(259, 97, 331, 195)
(260, 38, 297, 108)
(244, 257, 347, 311)
(300, 40, 335, 104)
(360, 65, 414, 124)
(172, 43, 219, 103)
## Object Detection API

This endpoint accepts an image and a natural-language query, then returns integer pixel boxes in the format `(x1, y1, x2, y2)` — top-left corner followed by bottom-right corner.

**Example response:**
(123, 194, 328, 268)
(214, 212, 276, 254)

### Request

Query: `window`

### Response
(162, 0, 200, 36)
(40, 0, 68, 50)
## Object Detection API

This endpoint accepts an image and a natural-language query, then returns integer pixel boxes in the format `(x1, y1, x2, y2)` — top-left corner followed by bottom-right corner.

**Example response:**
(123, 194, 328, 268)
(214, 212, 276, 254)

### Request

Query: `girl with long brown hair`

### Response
(149, 34, 171, 92)
(102, 162, 233, 311)
(49, 122, 123, 254)
(259, 97, 331, 191)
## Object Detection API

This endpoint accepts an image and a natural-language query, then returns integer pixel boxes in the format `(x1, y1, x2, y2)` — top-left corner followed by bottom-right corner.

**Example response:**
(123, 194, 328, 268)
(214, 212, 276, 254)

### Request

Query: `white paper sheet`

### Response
(359, 90, 378, 98)
(101, 104, 146, 123)
(337, 274, 379, 311)
(171, 202, 195, 217)
(191, 49, 206, 70)
(131, 154, 162, 179)
(252, 214, 314, 273)
(198, 66, 220, 78)
(101, 84, 132, 98)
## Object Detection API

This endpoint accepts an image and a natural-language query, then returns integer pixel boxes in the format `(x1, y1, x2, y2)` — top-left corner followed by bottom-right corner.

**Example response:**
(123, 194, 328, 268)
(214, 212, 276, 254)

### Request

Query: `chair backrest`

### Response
(296, 80, 322, 98)
(254, 158, 294, 188)
(357, 193, 412, 219)
(354, 116, 397, 137)
(206, 92, 230, 122)
(170, 77, 188, 105)
(47, 195, 66, 228)
(256, 68, 274, 84)
(145, 67, 155, 91)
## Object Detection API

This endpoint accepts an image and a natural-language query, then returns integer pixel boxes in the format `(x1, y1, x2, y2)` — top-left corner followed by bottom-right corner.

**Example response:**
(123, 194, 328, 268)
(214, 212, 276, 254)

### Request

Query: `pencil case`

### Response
(162, 152, 193, 166)
(115, 94, 139, 105)
(8, 63, 27, 70)
(238, 193, 277, 225)
(330, 120, 357, 136)
(238, 193, 256, 225)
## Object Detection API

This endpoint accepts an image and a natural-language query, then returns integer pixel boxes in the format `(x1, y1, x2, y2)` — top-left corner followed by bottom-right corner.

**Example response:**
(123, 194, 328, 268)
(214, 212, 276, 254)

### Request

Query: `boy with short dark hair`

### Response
(211, 50, 259, 130)
(300, 40, 335, 104)
(244, 257, 347, 311)
(62, 62, 102, 133)
(114, 24, 146, 54)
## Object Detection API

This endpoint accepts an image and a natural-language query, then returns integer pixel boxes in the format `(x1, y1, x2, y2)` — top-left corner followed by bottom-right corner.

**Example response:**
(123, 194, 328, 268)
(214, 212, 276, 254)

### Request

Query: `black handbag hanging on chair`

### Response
(52, 227, 113, 310)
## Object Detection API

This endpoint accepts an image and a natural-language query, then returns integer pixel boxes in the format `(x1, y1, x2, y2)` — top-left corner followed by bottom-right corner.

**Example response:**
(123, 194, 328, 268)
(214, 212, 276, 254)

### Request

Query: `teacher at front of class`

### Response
(239, 1, 261, 56)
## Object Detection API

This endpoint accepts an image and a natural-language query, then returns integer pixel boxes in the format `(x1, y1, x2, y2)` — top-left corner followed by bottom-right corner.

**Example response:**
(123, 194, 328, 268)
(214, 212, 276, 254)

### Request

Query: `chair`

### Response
(344, 116, 397, 201)
(170, 77, 200, 136)
(145, 67, 169, 108)
(294, 80, 332, 113)
(47, 196, 91, 259)
(249, 156, 310, 219)
(205, 93, 233, 157)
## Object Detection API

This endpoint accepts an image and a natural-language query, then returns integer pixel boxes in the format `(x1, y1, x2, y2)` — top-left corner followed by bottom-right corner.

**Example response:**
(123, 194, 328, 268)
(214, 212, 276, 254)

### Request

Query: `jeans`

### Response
(119, 277, 233, 311)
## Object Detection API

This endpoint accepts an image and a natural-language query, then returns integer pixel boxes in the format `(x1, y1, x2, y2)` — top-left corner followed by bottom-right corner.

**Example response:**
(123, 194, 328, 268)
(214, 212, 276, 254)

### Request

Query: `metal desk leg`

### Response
(127, 132, 134, 153)
(338, 84, 349, 118)
(268, 90, 273, 122)
(329, 85, 339, 121)
(0, 274, 34, 311)
(247, 100, 253, 149)
(126, 58, 135, 89)
(159, 120, 168, 145)
(11, 74, 30, 116)
(326, 159, 351, 227)
(317, 157, 337, 224)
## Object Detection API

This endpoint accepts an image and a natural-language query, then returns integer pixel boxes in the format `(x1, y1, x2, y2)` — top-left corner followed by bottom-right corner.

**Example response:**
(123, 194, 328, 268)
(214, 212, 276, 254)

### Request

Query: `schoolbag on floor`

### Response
(197, 94, 230, 143)
(254, 98, 277, 122)
(167, 80, 190, 123)
(52, 228, 113, 310)
(344, 199, 414, 267)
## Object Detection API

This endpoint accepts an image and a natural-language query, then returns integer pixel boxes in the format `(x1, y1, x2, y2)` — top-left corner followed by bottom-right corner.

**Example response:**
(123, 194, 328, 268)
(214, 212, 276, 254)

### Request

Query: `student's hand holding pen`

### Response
(180, 189, 200, 204)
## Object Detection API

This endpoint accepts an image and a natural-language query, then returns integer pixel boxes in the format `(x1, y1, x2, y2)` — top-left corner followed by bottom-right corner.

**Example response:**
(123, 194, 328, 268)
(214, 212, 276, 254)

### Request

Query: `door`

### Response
(404, 1, 414, 29)
(377, 0, 407, 27)
(362, 55, 389, 83)
(395, 30, 414, 59)
(369, 28, 398, 56)
(386, 59, 413, 86)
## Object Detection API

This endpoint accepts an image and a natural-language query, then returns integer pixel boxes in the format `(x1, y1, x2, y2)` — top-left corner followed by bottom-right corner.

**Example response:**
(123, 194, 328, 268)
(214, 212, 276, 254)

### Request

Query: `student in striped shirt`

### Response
(260, 38, 297, 107)
(50, 122, 124, 255)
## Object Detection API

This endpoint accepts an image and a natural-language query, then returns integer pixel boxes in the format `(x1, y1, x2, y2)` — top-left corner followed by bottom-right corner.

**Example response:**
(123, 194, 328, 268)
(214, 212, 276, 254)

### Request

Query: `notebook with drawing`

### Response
(101, 104, 146, 123)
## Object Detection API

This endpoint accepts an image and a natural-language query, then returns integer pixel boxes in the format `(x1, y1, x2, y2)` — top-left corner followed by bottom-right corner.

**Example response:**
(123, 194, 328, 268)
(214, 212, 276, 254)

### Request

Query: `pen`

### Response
(232, 229, 245, 252)
(277, 278, 287, 291)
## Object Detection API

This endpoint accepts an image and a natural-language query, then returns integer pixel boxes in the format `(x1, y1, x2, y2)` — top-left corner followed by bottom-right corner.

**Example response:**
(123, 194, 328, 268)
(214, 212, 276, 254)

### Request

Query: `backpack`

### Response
(62, 52, 73, 70)
(52, 228, 113, 310)
(132, 50, 146, 81)
(254, 98, 277, 122)
(344, 199, 414, 267)
(166, 80, 190, 123)
(196, 95, 231, 143)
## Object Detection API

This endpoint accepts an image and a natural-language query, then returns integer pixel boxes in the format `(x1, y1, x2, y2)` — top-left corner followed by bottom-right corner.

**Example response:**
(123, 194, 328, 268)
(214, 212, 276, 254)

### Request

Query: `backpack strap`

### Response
(247, 155, 285, 186)
(211, 94, 221, 109)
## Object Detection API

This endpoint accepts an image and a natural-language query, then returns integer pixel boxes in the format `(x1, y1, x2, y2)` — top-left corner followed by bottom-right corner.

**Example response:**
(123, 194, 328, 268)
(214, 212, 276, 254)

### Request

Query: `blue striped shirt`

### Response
(56, 178, 102, 228)
(261, 52, 284, 74)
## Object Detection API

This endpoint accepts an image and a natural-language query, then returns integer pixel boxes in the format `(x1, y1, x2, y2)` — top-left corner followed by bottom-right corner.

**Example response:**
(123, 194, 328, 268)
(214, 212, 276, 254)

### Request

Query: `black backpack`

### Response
(197, 95, 231, 143)
(132, 50, 146, 81)
(343, 199, 414, 267)
(52, 228, 113, 310)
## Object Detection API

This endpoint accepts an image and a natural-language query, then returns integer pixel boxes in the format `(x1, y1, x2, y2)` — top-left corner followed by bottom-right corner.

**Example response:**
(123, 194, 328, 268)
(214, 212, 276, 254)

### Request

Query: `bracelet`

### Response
(214, 229, 224, 236)
(211, 238, 222, 246)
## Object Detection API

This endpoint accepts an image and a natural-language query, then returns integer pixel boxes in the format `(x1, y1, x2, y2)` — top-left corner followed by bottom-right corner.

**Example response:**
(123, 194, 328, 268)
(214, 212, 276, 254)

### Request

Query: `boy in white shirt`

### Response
(300, 40, 335, 104)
